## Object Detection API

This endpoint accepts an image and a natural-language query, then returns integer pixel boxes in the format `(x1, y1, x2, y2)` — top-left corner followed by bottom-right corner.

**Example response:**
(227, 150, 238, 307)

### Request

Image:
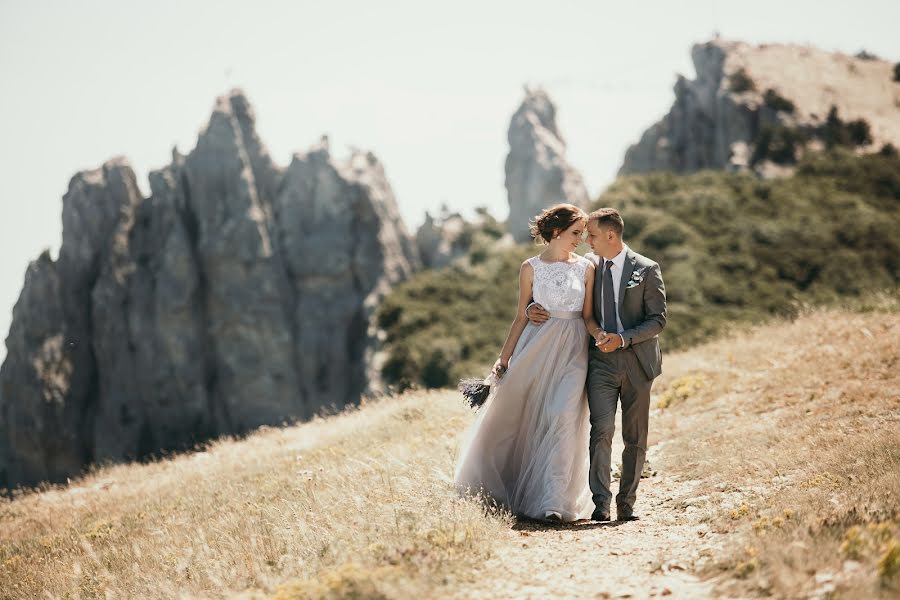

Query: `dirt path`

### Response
(450, 431, 719, 599)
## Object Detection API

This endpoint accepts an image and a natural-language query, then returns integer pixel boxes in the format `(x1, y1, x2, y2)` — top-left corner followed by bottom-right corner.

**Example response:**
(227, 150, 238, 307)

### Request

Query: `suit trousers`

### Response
(586, 345, 653, 512)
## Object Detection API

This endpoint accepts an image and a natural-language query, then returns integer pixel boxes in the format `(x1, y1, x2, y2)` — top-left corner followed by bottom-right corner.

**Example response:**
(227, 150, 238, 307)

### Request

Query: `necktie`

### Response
(603, 260, 617, 333)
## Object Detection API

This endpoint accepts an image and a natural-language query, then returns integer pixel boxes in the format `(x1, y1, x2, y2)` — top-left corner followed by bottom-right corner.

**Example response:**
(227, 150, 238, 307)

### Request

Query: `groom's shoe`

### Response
(591, 508, 611, 522)
(616, 504, 639, 522)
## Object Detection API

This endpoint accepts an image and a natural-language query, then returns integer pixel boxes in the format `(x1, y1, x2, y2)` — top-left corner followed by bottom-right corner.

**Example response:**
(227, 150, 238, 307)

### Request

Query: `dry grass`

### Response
(0, 391, 509, 598)
(2, 302, 898, 599)
(653, 302, 900, 598)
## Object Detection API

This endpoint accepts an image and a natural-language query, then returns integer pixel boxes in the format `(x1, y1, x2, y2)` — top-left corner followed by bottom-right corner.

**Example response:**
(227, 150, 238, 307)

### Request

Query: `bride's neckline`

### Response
(536, 253, 579, 264)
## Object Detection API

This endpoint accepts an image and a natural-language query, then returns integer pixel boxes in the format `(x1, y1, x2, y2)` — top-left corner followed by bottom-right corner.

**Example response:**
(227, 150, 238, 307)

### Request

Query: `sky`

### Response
(1, 0, 899, 362)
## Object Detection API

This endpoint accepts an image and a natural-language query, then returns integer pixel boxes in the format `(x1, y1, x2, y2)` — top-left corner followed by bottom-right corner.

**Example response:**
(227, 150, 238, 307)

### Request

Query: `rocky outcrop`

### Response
(0, 90, 418, 490)
(505, 87, 589, 242)
(276, 140, 420, 410)
(620, 39, 900, 175)
(415, 210, 469, 269)
(0, 251, 79, 487)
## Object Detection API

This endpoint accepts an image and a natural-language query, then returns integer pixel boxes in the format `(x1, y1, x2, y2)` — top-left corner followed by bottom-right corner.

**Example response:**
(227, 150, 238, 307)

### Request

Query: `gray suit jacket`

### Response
(588, 248, 667, 381)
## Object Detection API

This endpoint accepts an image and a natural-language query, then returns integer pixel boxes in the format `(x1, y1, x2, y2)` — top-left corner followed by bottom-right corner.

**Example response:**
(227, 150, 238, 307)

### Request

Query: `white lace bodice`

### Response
(527, 255, 591, 312)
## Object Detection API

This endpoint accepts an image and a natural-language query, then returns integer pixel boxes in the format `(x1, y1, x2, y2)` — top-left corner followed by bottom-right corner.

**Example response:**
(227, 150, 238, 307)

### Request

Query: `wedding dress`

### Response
(454, 255, 593, 521)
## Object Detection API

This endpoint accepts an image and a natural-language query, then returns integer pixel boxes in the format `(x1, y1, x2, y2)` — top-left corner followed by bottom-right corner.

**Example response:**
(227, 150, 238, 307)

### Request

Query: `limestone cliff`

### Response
(0, 90, 418, 489)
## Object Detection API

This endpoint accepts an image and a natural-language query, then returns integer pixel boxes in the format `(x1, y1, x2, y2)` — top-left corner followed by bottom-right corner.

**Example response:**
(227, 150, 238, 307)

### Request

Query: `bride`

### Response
(454, 203, 594, 522)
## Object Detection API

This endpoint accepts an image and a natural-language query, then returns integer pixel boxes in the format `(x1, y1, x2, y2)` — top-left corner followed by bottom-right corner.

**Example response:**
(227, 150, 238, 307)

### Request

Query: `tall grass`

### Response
(653, 302, 900, 598)
(0, 392, 506, 598)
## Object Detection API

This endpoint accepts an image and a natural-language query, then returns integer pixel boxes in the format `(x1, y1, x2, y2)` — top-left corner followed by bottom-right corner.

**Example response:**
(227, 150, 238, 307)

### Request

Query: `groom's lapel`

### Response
(589, 253, 603, 294)
(618, 250, 636, 308)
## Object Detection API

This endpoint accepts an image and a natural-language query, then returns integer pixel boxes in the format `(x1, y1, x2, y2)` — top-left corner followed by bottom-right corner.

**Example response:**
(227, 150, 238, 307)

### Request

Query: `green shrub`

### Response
(823, 106, 873, 148)
(824, 106, 850, 148)
(752, 126, 805, 165)
(729, 68, 756, 93)
(846, 118, 873, 146)
(763, 89, 795, 113)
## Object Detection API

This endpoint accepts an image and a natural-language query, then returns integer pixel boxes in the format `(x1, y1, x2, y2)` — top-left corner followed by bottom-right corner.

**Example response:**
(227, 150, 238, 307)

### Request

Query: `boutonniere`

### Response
(625, 267, 647, 289)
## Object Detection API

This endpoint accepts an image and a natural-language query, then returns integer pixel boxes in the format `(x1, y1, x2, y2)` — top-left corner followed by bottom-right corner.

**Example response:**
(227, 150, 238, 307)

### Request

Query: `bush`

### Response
(823, 106, 872, 148)
(752, 126, 805, 165)
(729, 68, 756, 93)
(823, 106, 850, 148)
(763, 89, 795, 113)
(846, 118, 873, 146)
(894, 62, 900, 83)
(640, 220, 694, 252)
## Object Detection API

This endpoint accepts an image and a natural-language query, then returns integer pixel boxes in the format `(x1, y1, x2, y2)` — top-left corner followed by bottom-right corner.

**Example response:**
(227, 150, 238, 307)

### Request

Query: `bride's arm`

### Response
(495, 260, 535, 371)
(582, 262, 602, 343)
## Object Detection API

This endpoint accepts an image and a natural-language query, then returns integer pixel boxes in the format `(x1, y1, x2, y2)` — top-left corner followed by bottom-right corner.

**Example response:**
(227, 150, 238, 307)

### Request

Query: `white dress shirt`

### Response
(600, 244, 628, 335)
(586, 245, 629, 348)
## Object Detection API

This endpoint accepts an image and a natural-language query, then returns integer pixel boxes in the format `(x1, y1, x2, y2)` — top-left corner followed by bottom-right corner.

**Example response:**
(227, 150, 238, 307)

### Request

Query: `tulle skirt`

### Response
(453, 315, 593, 521)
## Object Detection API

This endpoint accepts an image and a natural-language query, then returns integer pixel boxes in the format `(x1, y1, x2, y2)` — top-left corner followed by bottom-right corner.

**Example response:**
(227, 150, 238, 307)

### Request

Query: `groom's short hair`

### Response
(589, 208, 624, 236)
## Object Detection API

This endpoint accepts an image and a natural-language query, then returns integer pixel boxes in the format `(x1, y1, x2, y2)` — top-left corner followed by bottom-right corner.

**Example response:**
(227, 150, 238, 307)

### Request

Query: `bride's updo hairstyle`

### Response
(528, 203, 588, 244)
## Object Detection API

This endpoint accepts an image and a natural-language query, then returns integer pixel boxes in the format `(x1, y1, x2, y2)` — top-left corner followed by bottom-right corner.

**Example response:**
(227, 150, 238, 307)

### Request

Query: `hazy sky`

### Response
(1, 0, 899, 362)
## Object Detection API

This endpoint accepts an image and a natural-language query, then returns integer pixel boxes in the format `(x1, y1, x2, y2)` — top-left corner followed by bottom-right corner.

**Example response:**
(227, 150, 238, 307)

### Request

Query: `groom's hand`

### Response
(525, 303, 550, 324)
(597, 332, 623, 352)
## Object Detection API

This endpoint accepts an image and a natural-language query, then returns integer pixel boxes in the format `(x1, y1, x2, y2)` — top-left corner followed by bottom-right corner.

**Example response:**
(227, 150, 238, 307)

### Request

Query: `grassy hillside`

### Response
(1, 306, 897, 598)
(378, 150, 899, 389)
(0, 392, 510, 598)
(652, 299, 900, 598)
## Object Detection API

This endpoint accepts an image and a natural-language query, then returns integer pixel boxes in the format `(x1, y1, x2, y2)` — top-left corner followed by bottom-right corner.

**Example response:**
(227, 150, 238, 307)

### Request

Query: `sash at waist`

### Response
(548, 310, 581, 320)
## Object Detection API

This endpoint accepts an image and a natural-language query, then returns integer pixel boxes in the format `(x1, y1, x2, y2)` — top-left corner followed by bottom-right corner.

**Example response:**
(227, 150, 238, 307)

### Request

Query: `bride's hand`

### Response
(492, 357, 509, 377)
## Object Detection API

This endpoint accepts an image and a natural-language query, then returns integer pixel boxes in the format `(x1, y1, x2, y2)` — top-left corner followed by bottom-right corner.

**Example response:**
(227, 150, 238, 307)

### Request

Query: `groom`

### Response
(526, 208, 666, 522)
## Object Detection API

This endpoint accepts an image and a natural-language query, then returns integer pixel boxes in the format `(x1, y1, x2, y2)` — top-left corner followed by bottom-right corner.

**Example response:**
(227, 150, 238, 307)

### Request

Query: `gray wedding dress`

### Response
(454, 255, 593, 521)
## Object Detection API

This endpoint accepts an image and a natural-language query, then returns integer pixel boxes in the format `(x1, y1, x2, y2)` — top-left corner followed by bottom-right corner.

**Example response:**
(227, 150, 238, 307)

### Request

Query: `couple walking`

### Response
(454, 204, 667, 522)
